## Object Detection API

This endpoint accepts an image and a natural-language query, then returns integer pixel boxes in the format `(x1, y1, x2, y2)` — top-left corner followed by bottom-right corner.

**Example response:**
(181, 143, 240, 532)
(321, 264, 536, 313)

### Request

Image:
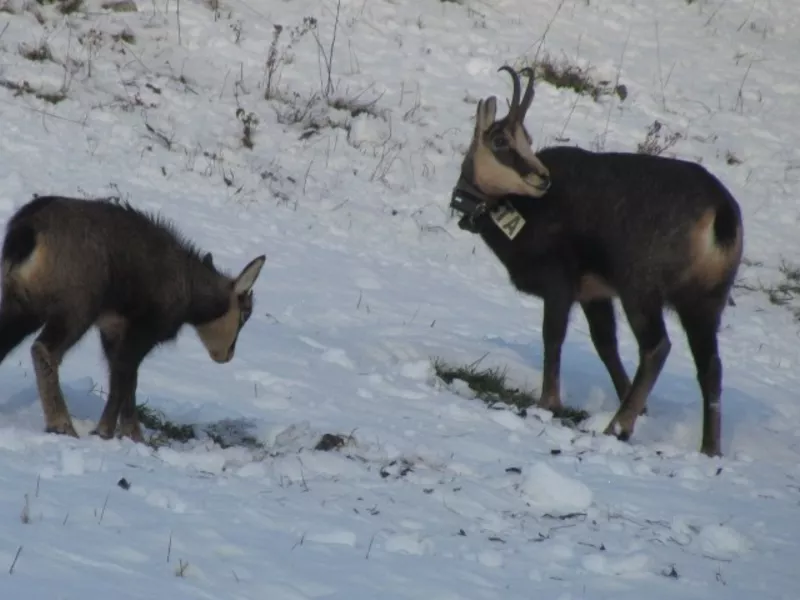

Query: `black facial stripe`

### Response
(493, 147, 538, 177)
(486, 122, 500, 133)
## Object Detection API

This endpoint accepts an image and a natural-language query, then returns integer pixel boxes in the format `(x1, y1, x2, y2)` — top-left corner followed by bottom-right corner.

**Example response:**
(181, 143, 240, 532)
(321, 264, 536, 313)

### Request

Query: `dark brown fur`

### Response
(0, 195, 266, 441)
(456, 68, 743, 456)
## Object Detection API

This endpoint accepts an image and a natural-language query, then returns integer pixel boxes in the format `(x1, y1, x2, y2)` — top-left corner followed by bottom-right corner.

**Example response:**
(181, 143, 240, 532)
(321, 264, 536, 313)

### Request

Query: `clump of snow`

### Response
(383, 532, 433, 556)
(477, 549, 504, 568)
(697, 524, 752, 560)
(582, 552, 649, 577)
(519, 461, 593, 515)
(305, 530, 358, 547)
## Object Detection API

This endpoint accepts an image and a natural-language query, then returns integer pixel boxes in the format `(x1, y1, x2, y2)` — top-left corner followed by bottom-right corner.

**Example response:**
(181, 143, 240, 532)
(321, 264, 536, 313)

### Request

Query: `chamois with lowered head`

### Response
(451, 66, 743, 457)
(0, 195, 266, 442)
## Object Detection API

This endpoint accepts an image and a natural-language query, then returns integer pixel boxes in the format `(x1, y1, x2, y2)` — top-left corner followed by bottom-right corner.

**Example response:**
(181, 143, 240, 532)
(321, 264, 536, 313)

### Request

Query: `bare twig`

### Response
(311, 0, 342, 97)
(654, 20, 666, 111)
(525, 0, 566, 65)
(8, 546, 22, 575)
(97, 493, 110, 524)
(176, 0, 182, 45)
(167, 530, 173, 563)
(597, 28, 631, 150)
(734, 60, 753, 113)
(365, 533, 375, 559)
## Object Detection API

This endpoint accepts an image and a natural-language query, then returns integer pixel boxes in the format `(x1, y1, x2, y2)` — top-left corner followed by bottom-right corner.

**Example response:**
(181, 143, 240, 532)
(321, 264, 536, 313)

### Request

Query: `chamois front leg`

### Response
(116, 328, 157, 443)
(95, 361, 144, 443)
(537, 289, 573, 412)
(115, 366, 143, 443)
(93, 325, 150, 443)
(92, 330, 124, 439)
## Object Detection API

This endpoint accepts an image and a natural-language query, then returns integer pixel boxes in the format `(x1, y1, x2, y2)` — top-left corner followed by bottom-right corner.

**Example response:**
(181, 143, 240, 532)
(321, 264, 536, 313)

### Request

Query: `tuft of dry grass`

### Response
(733, 258, 800, 322)
(521, 53, 627, 103)
(18, 41, 53, 62)
(432, 357, 589, 426)
(0, 78, 67, 104)
(36, 0, 83, 14)
(636, 120, 682, 156)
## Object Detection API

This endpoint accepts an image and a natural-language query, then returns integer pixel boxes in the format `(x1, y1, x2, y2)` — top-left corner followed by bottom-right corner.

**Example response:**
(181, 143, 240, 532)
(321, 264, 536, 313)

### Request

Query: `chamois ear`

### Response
(202, 252, 214, 268)
(475, 96, 498, 135)
(233, 254, 266, 295)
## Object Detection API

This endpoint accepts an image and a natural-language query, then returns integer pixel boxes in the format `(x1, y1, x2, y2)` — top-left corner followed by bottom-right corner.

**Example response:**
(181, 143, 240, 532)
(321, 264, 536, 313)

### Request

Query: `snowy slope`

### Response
(0, 0, 799, 597)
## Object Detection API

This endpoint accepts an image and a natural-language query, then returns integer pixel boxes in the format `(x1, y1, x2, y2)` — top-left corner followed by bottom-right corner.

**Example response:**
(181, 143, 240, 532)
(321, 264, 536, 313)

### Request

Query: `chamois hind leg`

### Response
(0, 302, 43, 365)
(604, 299, 671, 443)
(31, 314, 94, 437)
(537, 288, 573, 412)
(580, 299, 632, 405)
(676, 295, 727, 458)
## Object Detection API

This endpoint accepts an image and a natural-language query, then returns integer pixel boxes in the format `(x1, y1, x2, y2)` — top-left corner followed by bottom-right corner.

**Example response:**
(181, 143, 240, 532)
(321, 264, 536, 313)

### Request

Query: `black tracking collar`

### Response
(449, 178, 497, 233)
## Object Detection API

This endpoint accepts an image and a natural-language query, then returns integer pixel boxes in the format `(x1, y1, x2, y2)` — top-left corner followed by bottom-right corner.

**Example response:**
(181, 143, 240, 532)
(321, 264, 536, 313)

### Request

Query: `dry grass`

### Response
(521, 53, 627, 103)
(432, 357, 589, 426)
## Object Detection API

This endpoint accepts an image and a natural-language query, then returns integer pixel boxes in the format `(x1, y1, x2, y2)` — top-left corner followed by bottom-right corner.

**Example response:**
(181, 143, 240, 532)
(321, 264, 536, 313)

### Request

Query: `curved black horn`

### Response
(497, 65, 521, 120)
(518, 66, 536, 121)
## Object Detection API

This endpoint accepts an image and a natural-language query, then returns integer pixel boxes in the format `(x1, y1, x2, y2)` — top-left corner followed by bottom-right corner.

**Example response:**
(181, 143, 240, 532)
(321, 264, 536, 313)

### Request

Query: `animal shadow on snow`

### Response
(0, 379, 266, 450)
(488, 335, 759, 456)
(0, 375, 104, 432)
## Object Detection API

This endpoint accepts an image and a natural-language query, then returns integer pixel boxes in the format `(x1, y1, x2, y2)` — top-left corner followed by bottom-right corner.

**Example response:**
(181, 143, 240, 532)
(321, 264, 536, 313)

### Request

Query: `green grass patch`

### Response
(136, 403, 268, 451)
(135, 403, 354, 454)
(136, 404, 197, 447)
(432, 357, 589, 427)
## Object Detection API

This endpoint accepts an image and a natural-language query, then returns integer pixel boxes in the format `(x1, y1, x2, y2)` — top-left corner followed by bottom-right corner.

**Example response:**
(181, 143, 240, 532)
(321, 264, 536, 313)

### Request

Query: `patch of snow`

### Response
(520, 462, 593, 516)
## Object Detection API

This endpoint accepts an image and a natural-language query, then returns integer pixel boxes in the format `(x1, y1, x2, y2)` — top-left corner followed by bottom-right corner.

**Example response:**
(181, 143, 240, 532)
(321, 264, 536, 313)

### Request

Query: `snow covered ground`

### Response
(0, 0, 799, 597)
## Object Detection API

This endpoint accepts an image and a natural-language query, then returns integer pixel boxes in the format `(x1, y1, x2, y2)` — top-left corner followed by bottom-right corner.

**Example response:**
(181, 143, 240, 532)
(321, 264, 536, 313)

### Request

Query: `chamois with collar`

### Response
(451, 66, 743, 456)
(0, 195, 266, 442)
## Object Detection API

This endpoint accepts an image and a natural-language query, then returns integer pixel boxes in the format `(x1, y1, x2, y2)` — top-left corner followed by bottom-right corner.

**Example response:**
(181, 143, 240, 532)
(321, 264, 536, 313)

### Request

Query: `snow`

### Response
(0, 0, 799, 598)
(520, 461, 593, 516)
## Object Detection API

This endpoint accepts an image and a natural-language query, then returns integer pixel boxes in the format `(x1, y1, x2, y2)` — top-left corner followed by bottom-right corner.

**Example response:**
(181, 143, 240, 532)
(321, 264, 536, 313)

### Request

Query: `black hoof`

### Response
(45, 424, 79, 438)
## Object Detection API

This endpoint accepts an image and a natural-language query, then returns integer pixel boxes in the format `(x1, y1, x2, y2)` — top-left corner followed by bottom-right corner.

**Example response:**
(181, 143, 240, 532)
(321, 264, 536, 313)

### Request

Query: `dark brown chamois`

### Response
(451, 66, 743, 456)
(0, 195, 266, 442)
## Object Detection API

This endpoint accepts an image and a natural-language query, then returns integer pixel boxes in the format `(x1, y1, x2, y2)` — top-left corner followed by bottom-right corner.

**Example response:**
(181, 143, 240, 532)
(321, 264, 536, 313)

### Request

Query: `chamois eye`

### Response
(491, 136, 510, 151)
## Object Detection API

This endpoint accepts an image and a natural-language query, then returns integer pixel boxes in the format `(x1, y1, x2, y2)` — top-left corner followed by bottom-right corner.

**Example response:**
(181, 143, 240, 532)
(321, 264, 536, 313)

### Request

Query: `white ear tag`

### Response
(490, 203, 526, 240)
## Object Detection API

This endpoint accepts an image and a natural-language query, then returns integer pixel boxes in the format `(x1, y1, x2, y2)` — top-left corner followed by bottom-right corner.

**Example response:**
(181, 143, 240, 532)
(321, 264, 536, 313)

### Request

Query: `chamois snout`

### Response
(195, 255, 266, 365)
(210, 344, 234, 364)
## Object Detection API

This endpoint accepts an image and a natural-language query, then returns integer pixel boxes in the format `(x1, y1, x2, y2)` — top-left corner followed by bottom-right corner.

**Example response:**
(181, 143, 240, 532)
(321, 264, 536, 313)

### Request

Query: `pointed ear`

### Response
(475, 96, 497, 135)
(234, 255, 266, 295)
(203, 252, 214, 268)
(473, 99, 484, 137)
